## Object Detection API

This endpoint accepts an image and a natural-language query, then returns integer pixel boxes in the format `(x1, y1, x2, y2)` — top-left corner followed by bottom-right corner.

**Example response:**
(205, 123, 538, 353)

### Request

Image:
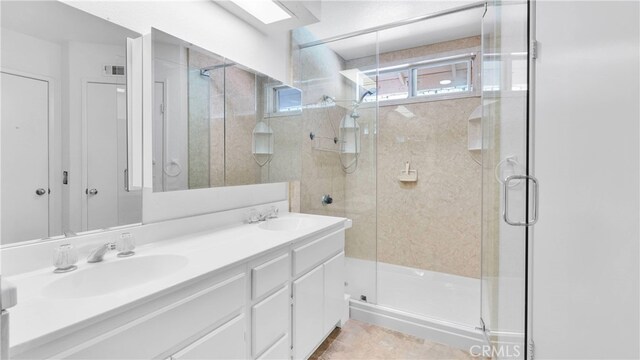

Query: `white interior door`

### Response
(86, 82, 120, 230)
(1, 72, 49, 244)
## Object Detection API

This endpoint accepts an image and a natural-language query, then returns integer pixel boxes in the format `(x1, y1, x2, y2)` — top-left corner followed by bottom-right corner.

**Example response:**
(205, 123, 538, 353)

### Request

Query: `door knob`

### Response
(86, 188, 98, 195)
(35, 188, 46, 196)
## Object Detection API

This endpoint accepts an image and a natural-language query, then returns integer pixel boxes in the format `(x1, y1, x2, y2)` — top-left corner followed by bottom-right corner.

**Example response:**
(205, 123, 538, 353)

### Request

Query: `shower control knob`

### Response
(35, 188, 46, 196)
(322, 194, 333, 206)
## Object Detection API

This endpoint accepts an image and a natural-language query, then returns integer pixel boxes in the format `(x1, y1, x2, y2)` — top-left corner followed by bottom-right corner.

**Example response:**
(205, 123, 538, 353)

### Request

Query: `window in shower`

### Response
(357, 56, 474, 103)
(372, 69, 411, 102)
(267, 85, 302, 115)
(414, 60, 472, 95)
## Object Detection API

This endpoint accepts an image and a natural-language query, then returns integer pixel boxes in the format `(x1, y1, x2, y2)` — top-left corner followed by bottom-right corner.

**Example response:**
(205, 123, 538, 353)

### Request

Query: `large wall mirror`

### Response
(152, 29, 302, 192)
(0, 1, 143, 246)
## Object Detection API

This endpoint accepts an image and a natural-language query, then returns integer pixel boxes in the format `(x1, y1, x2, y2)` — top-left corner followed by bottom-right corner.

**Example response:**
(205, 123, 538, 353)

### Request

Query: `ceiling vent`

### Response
(103, 65, 125, 77)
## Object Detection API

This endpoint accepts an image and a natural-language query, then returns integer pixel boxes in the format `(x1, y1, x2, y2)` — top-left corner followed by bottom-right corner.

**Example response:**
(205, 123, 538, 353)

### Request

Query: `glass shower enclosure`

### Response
(294, 0, 532, 357)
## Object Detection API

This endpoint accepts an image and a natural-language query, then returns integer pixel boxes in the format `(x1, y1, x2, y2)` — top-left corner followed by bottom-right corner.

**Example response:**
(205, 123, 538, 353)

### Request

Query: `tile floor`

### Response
(310, 320, 477, 360)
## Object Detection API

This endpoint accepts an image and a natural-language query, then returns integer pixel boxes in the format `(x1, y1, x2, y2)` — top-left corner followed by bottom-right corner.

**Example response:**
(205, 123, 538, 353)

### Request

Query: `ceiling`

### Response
(0, 1, 140, 45)
(302, 1, 483, 60)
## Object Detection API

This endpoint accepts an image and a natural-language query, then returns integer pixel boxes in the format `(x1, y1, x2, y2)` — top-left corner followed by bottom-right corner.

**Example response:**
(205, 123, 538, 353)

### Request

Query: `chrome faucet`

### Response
(247, 207, 279, 224)
(87, 243, 116, 263)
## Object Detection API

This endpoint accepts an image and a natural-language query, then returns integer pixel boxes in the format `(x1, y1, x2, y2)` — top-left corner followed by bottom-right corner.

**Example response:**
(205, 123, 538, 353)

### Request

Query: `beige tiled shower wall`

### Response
(350, 36, 482, 278)
(295, 32, 482, 278)
(375, 97, 481, 278)
(224, 66, 263, 186)
(293, 29, 348, 219)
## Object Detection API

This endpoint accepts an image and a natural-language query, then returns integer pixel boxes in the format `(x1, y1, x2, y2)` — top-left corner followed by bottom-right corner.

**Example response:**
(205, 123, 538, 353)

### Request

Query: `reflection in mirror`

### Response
(0, 1, 143, 246)
(152, 30, 302, 192)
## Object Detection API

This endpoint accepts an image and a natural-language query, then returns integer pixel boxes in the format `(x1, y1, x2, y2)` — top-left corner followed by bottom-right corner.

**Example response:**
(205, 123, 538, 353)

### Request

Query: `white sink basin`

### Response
(258, 217, 313, 232)
(42, 254, 188, 299)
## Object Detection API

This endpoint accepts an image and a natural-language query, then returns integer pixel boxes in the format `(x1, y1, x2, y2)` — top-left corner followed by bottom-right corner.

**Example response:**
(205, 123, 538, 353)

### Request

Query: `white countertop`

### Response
(6, 213, 347, 355)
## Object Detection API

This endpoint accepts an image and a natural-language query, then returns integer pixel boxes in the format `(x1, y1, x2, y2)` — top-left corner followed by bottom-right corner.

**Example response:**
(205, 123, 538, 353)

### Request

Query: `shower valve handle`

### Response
(322, 194, 333, 206)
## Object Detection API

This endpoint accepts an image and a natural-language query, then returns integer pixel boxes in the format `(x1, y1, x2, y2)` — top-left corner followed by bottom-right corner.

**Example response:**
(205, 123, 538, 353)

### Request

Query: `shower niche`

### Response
(151, 29, 302, 192)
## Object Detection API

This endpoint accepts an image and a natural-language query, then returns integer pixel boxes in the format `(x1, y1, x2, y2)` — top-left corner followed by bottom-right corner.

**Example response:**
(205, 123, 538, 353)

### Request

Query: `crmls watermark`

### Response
(469, 344, 522, 358)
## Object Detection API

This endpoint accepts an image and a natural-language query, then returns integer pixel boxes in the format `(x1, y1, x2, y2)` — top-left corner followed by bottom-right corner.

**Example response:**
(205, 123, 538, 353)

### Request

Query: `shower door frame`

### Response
(479, 1, 536, 359)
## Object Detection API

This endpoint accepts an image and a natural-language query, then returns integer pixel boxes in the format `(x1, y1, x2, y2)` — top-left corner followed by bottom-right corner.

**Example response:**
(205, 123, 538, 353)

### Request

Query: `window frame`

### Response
(356, 51, 478, 105)
(267, 84, 302, 117)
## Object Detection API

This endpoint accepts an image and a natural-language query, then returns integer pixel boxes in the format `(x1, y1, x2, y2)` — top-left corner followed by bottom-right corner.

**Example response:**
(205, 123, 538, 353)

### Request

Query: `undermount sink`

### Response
(258, 217, 313, 232)
(42, 254, 188, 299)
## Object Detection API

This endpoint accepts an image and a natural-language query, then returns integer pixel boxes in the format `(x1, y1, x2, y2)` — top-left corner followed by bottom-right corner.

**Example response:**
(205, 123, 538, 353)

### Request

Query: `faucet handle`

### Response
(53, 244, 78, 273)
(116, 233, 135, 258)
(247, 208, 260, 224)
(267, 206, 279, 219)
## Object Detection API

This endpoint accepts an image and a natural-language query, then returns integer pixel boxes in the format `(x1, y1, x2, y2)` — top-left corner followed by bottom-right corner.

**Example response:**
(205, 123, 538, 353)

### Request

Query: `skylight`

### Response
(229, 0, 291, 24)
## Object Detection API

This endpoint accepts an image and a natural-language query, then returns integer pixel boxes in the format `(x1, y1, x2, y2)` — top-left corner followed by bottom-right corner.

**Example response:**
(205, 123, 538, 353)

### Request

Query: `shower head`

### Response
(199, 62, 236, 77)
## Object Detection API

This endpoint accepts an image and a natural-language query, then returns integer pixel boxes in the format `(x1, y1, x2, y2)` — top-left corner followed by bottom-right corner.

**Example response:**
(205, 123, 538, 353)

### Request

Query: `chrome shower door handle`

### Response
(503, 174, 539, 226)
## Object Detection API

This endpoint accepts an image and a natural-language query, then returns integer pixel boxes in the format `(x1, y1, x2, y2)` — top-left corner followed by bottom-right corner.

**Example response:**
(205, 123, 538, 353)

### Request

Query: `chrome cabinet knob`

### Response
(86, 188, 98, 195)
(35, 188, 46, 196)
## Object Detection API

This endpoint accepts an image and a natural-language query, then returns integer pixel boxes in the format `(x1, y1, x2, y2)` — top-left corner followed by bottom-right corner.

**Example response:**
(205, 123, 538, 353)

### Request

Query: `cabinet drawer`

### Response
(252, 252, 290, 299)
(252, 284, 290, 357)
(61, 274, 246, 359)
(292, 230, 344, 277)
(257, 334, 290, 360)
(172, 314, 246, 360)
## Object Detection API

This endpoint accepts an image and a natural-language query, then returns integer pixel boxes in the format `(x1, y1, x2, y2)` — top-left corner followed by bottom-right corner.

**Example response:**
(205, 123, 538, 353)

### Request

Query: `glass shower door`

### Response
(480, 0, 533, 358)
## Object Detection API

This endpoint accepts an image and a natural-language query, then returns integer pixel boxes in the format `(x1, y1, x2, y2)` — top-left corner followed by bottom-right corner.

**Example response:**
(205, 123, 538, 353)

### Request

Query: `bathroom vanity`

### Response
(6, 212, 349, 360)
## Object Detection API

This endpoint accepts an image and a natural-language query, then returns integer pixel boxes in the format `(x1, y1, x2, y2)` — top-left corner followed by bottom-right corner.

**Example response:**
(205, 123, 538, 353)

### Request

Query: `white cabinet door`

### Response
(323, 252, 345, 334)
(173, 314, 246, 360)
(257, 334, 290, 360)
(292, 266, 324, 360)
(252, 285, 290, 357)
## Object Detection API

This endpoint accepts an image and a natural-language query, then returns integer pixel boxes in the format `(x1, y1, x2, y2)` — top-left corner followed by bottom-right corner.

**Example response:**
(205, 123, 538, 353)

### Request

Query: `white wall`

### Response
(61, 0, 291, 82)
(533, 1, 640, 358)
